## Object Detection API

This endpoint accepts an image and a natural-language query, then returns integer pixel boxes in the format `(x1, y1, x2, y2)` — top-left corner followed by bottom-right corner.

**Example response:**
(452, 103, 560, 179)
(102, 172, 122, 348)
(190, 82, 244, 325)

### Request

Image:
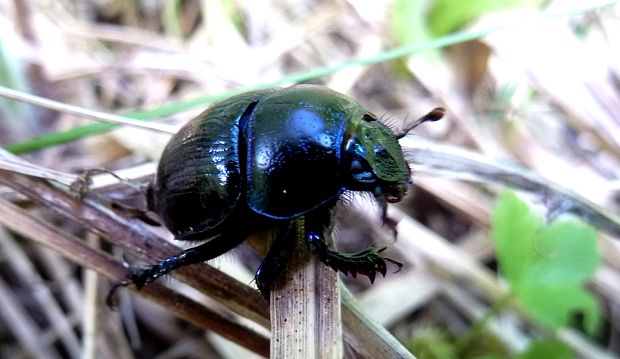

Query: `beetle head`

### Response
(344, 114, 410, 202)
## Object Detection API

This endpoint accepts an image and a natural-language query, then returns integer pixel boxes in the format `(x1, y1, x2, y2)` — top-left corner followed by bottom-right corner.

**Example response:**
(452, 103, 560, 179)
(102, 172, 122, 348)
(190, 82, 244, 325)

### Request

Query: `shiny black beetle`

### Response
(124, 85, 443, 297)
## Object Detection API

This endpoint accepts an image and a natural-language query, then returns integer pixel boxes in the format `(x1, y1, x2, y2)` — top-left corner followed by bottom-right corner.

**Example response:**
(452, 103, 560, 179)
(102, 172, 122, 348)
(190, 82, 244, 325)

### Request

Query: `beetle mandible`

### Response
(122, 85, 443, 297)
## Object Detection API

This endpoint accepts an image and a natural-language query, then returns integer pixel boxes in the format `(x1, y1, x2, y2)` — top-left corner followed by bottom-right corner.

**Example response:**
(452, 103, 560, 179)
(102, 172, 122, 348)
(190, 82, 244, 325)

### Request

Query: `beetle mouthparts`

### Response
(386, 194, 401, 203)
(383, 180, 409, 203)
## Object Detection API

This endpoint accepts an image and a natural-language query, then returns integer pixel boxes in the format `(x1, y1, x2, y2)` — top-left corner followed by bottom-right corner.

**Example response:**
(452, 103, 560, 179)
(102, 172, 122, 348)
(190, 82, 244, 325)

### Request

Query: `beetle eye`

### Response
(362, 114, 376, 122)
(374, 146, 388, 157)
(351, 159, 364, 172)
(350, 158, 375, 183)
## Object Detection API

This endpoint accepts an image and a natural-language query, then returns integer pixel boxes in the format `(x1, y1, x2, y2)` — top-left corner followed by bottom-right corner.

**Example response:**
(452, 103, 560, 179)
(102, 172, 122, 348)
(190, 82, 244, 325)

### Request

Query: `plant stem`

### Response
(270, 218, 342, 358)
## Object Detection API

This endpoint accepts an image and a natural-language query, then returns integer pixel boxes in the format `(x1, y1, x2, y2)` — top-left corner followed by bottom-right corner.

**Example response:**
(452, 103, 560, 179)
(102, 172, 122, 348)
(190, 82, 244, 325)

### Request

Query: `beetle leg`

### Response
(70, 168, 159, 226)
(377, 196, 398, 238)
(305, 209, 403, 283)
(117, 233, 247, 289)
(254, 222, 295, 299)
(70, 168, 144, 197)
(307, 237, 403, 283)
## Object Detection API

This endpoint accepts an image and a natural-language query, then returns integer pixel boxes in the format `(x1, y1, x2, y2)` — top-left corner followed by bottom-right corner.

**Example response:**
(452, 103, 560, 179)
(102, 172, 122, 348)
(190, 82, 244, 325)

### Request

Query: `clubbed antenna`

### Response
(396, 107, 445, 139)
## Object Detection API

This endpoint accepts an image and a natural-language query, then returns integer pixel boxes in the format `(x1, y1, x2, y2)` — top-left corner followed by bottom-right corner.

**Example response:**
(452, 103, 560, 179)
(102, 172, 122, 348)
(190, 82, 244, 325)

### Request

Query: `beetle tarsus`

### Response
(105, 265, 166, 308)
(306, 233, 403, 284)
(105, 266, 159, 308)
(127, 266, 161, 289)
(70, 168, 144, 196)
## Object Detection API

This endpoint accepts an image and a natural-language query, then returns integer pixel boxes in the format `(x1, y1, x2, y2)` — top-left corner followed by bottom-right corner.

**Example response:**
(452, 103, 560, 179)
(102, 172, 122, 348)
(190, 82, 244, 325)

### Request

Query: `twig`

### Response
(0, 227, 82, 357)
(0, 167, 271, 327)
(0, 193, 270, 356)
(0, 273, 62, 358)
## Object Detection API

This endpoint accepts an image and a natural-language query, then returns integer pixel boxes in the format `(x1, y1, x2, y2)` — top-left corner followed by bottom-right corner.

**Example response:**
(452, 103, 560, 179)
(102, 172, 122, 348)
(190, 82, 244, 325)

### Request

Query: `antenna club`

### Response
(423, 107, 445, 123)
(396, 107, 445, 139)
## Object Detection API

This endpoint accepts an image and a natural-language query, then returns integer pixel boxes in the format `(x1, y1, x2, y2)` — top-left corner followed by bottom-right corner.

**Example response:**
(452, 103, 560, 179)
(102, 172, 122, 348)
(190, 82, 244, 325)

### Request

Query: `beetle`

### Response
(120, 85, 443, 298)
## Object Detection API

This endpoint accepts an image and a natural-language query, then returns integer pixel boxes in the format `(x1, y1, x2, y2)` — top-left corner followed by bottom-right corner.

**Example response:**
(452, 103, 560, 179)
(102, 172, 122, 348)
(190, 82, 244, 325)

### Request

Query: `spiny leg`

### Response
(109, 231, 247, 299)
(254, 222, 295, 299)
(305, 208, 403, 283)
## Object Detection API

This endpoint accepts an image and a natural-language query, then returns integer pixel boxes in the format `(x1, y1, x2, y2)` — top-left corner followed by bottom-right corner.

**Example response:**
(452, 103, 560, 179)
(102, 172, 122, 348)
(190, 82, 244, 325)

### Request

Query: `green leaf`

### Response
(391, 0, 433, 46)
(390, 0, 442, 67)
(517, 339, 573, 359)
(533, 219, 600, 284)
(517, 282, 600, 334)
(518, 218, 602, 334)
(429, 0, 544, 36)
(492, 190, 542, 286)
(492, 190, 602, 334)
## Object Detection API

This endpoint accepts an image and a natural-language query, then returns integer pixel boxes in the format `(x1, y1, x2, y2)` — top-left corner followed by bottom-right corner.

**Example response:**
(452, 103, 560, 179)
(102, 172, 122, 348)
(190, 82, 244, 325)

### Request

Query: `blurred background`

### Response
(1, 0, 620, 358)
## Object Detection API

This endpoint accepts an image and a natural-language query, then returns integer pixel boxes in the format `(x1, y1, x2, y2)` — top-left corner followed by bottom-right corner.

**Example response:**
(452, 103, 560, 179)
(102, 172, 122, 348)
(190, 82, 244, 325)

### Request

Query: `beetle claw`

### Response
(375, 260, 387, 277)
(384, 257, 404, 273)
(367, 270, 376, 284)
(105, 264, 157, 308)
(106, 279, 132, 308)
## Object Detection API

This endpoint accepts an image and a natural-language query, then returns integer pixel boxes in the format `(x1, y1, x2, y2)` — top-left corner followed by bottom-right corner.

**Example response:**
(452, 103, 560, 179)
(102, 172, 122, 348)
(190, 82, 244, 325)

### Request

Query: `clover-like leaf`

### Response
(492, 190, 602, 334)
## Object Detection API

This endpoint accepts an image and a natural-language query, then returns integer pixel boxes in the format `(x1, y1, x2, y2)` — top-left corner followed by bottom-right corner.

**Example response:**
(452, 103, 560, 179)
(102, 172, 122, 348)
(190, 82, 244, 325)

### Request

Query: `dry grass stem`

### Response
(269, 219, 342, 358)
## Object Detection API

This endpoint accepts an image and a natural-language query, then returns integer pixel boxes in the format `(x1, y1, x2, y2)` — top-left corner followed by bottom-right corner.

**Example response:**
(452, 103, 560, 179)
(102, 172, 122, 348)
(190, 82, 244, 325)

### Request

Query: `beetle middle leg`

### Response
(305, 208, 403, 283)
(254, 222, 296, 298)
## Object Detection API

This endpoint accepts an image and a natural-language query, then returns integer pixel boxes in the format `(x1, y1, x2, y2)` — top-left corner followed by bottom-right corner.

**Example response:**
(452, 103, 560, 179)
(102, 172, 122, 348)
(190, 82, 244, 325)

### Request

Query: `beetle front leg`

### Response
(305, 209, 403, 283)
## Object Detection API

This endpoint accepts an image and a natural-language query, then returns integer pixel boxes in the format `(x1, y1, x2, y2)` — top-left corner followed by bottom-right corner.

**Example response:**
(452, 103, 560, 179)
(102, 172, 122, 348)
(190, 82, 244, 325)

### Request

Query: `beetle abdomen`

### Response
(154, 90, 276, 239)
(154, 115, 240, 239)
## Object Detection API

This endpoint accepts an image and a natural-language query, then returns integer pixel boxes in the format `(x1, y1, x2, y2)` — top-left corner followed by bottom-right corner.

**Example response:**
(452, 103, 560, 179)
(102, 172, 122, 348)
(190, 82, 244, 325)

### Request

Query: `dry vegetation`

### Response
(1, 0, 620, 358)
